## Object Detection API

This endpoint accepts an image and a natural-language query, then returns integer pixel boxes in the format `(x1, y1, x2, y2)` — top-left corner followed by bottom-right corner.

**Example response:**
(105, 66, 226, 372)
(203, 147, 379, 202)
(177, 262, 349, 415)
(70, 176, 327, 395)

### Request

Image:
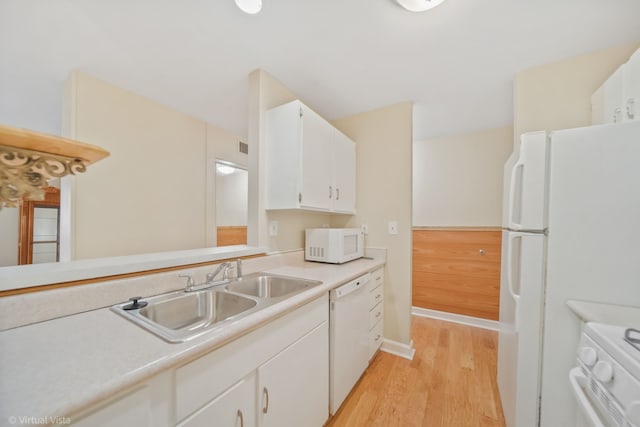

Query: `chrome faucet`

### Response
(206, 262, 233, 284)
(178, 273, 196, 292)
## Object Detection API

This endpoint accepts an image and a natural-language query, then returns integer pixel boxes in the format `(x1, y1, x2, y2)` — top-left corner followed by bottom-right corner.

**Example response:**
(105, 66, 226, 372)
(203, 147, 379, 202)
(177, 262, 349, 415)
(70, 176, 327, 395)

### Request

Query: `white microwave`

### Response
(305, 228, 364, 264)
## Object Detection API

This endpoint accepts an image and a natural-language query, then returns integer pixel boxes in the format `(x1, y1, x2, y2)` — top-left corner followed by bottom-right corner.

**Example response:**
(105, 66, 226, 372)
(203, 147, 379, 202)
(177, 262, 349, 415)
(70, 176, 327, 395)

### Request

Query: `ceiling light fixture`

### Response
(216, 164, 236, 175)
(395, 0, 446, 12)
(235, 0, 262, 14)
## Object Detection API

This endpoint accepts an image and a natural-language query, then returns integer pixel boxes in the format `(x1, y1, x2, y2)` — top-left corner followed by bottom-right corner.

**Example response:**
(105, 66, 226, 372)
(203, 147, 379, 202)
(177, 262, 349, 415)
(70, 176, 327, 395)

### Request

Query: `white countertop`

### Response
(567, 299, 640, 326)
(0, 256, 384, 426)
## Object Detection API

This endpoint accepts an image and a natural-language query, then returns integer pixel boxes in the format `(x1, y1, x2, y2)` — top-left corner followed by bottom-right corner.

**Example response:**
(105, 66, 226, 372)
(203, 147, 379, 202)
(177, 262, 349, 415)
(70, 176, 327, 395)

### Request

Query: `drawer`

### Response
(370, 267, 384, 289)
(369, 302, 384, 328)
(368, 283, 383, 309)
(369, 320, 384, 360)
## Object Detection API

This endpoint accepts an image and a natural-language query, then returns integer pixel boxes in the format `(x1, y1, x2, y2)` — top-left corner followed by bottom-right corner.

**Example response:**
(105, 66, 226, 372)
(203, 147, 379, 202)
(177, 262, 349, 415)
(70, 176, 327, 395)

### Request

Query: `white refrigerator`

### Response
(498, 120, 640, 427)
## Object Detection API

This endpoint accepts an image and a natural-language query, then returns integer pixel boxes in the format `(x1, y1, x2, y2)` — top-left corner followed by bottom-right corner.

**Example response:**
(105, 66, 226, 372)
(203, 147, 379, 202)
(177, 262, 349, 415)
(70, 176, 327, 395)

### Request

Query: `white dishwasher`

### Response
(329, 273, 371, 414)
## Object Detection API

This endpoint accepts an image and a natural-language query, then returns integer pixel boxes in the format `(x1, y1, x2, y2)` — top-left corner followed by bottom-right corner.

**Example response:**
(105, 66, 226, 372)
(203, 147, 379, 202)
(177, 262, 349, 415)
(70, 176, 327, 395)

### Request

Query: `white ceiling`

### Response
(1, 0, 639, 142)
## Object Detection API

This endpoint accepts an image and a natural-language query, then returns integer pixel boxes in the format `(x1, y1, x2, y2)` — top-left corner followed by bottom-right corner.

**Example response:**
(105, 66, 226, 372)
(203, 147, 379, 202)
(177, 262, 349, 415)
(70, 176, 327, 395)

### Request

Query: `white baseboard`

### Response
(380, 338, 416, 360)
(412, 306, 499, 332)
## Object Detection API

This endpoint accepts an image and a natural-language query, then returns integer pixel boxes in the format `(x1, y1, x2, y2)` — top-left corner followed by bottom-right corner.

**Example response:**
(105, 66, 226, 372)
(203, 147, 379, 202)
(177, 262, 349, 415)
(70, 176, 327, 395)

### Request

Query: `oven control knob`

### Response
(627, 401, 640, 426)
(579, 347, 598, 367)
(593, 361, 614, 383)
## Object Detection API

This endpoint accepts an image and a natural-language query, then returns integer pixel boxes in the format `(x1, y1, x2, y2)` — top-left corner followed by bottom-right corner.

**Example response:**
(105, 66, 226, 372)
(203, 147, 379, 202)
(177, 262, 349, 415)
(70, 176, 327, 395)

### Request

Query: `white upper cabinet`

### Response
(266, 100, 356, 214)
(592, 48, 640, 124)
(624, 48, 640, 122)
(603, 66, 625, 124)
(332, 130, 356, 214)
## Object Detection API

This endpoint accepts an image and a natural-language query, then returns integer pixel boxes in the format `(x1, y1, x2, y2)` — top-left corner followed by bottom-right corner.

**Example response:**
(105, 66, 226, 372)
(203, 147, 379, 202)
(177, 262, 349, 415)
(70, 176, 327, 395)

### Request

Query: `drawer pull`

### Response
(375, 294, 382, 299)
(375, 334, 381, 341)
(237, 409, 244, 427)
(262, 387, 269, 414)
(376, 311, 381, 318)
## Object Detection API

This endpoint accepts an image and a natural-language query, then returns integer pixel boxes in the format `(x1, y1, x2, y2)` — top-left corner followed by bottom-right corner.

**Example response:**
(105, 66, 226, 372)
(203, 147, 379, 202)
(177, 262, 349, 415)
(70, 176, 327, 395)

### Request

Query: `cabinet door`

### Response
(178, 375, 255, 427)
(603, 66, 625, 123)
(258, 321, 329, 427)
(333, 130, 356, 214)
(624, 48, 640, 122)
(299, 105, 333, 211)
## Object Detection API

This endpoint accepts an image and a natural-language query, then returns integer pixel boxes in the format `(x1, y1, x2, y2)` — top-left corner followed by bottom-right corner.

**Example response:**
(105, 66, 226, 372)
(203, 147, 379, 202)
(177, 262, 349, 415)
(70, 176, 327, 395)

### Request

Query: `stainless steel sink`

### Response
(139, 291, 256, 330)
(224, 273, 321, 299)
(112, 272, 322, 343)
(112, 290, 260, 343)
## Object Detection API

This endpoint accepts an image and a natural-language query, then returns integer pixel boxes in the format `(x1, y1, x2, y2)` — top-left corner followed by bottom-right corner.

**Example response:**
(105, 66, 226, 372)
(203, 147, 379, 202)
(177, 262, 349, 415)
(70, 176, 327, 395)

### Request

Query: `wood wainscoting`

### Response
(412, 228, 502, 321)
(216, 226, 247, 247)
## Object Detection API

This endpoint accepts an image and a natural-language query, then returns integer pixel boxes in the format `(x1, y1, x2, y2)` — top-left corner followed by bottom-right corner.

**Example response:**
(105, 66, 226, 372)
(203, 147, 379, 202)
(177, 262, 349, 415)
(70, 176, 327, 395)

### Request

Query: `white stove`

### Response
(571, 322, 640, 427)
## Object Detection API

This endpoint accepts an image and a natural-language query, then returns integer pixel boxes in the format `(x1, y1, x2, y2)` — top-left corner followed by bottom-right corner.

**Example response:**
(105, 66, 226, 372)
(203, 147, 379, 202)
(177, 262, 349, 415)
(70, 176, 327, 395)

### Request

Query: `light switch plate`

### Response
(388, 221, 398, 235)
(269, 221, 278, 237)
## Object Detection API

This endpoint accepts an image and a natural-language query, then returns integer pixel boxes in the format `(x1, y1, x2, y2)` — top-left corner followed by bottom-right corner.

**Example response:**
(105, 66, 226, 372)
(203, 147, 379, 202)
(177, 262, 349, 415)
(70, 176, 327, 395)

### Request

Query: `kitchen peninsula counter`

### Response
(0, 252, 385, 426)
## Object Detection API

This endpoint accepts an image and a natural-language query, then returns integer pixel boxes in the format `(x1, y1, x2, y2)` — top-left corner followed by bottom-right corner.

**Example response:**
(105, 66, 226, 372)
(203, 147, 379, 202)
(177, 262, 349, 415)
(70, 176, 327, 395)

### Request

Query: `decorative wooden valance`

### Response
(0, 124, 109, 208)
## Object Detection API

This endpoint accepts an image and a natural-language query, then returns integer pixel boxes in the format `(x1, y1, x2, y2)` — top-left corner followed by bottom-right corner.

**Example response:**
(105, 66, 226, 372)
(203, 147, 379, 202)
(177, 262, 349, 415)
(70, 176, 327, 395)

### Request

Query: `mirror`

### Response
(0, 71, 249, 268)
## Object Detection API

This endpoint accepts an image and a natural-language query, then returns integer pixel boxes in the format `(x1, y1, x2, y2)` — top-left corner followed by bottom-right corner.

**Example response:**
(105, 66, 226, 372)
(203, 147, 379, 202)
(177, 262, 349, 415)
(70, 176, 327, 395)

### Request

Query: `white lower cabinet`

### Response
(368, 267, 385, 360)
(176, 295, 329, 427)
(178, 374, 256, 427)
(258, 322, 329, 427)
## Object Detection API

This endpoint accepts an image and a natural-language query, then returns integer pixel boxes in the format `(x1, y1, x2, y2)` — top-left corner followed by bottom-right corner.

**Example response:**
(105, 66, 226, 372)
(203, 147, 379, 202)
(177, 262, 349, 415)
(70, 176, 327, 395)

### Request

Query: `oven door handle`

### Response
(569, 368, 605, 427)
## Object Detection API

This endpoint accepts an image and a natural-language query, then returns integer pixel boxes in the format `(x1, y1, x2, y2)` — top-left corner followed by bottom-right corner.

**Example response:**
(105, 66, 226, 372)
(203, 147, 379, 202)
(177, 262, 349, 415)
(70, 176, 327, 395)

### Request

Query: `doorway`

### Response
(215, 161, 248, 246)
(18, 186, 61, 264)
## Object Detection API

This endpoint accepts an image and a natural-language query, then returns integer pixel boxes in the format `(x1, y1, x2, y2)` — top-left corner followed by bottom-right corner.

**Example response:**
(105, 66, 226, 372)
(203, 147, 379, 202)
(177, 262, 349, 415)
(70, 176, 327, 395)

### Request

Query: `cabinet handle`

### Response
(329, 186, 333, 199)
(376, 293, 382, 300)
(237, 409, 244, 427)
(614, 107, 623, 123)
(262, 387, 269, 414)
(375, 334, 381, 341)
(376, 311, 381, 318)
(628, 98, 636, 120)
(336, 188, 340, 200)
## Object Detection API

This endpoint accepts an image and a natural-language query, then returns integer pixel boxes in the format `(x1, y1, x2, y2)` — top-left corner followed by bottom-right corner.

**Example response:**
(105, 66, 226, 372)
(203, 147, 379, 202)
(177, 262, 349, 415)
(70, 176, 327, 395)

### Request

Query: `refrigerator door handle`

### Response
(507, 233, 521, 329)
(508, 162, 524, 230)
(507, 233, 521, 301)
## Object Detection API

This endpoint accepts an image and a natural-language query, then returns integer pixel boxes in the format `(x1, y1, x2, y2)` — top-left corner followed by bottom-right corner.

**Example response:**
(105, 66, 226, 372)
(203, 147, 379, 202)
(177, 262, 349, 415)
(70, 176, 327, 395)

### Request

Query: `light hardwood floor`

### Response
(326, 316, 506, 427)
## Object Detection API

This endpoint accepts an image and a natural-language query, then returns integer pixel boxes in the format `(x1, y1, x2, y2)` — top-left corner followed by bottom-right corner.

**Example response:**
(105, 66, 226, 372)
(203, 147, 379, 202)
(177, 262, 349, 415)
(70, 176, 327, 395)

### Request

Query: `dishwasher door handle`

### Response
(332, 273, 371, 299)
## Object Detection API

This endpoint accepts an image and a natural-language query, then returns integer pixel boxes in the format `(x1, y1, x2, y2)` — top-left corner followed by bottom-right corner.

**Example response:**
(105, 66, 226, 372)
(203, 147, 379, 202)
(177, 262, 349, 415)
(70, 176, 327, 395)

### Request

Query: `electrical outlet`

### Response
(269, 221, 278, 237)
(361, 224, 368, 234)
(388, 221, 398, 235)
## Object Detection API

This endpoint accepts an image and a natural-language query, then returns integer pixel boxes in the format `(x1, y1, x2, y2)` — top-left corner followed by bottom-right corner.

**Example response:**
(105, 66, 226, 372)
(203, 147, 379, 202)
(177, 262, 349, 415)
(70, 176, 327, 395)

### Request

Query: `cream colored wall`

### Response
(247, 69, 329, 251)
(332, 102, 414, 346)
(64, 71, 250, 258)
(514, 41, 640, 143)
(413, 126, 513, 227)
(207, 124, 248, 168)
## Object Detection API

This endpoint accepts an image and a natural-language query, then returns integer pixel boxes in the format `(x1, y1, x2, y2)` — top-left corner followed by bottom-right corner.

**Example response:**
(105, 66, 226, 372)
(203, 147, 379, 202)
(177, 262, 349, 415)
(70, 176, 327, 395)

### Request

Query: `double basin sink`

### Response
(112, 273, 322, 343)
